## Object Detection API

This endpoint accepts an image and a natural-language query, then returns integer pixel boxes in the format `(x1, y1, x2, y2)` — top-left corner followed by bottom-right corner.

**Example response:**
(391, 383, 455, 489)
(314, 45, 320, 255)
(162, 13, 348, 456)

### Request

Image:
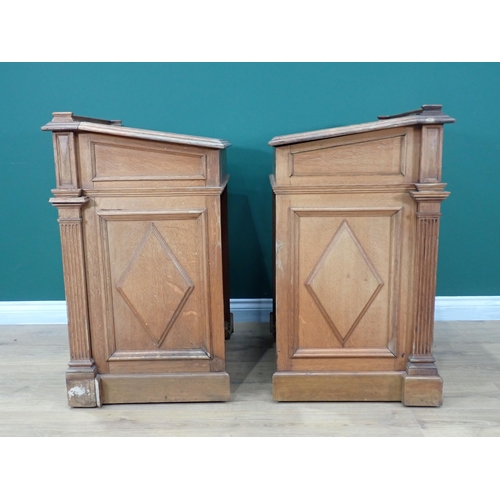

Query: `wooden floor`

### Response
(1, 321, 499, 436)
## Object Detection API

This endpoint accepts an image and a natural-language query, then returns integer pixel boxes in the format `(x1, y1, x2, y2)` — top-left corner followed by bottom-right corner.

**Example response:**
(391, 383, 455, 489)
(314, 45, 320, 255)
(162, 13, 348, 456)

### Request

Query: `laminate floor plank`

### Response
(0, 321, 499, 436)
(411, 408, 500, 437)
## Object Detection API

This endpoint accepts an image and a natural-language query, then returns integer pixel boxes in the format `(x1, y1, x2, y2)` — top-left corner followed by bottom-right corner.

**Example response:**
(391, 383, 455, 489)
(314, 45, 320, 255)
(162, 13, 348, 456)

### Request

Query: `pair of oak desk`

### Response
(43, 105, 454, 408)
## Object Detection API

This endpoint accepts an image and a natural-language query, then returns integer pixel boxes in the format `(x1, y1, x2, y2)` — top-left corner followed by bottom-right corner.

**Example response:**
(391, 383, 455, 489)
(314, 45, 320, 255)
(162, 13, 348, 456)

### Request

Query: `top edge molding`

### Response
(269, 105, 455, 147)
(41, 112, 231, 150)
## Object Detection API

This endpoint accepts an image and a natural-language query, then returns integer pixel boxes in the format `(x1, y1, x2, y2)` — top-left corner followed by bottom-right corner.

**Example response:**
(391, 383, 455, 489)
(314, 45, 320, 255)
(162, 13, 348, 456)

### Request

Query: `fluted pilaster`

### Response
(50, 194, 98, 407)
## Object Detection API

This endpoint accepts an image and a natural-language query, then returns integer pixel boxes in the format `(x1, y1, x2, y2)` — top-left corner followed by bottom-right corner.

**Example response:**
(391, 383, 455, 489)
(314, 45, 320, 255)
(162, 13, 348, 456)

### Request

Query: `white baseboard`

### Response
(434, 296, 500, 321)
(230, 299, 273, 323)
(0, 299, 275, 325)
(0, 297, 499, 325)
(0, 301, 69, 325)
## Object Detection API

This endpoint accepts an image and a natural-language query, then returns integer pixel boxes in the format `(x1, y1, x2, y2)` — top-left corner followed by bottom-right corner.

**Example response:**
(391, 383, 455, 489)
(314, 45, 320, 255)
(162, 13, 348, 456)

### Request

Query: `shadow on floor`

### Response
(225, 322, 276, 391)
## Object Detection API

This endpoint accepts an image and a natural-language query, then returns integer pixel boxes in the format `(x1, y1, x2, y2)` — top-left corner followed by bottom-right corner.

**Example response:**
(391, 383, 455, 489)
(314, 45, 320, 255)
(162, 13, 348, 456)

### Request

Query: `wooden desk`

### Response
(270, 105, 455, 406)
(43, 112, 232, 406)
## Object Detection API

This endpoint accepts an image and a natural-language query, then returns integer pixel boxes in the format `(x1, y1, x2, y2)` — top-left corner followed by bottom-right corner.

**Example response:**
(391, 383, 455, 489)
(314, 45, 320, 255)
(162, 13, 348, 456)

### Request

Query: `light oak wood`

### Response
(43, 112, 232, 406)
(1, 321, 500, 436)
(270, 105, 455, 406)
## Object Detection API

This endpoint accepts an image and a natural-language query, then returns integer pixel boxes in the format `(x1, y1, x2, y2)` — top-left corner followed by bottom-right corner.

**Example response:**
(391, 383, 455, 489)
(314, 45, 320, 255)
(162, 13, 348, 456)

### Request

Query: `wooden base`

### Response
(273, 371, 443, 406)
(66, 366, 99, 408)
(402, 374, 443, 407)
(273, 372, 403, 402)
(99, 372, 230, 404)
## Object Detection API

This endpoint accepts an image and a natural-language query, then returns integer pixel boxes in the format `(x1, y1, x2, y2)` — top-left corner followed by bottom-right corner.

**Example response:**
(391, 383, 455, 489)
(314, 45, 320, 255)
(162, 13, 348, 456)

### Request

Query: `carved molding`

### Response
(292, 347, 395, 358)
(270, 175, 417, 195)
(108, 349, 210, 361)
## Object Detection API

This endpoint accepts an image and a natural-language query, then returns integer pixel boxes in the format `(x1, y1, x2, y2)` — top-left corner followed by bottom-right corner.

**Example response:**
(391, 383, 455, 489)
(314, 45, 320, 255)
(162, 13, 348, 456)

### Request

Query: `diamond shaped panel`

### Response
(117, 223, 193, 347)
(306, 220, 383, 345)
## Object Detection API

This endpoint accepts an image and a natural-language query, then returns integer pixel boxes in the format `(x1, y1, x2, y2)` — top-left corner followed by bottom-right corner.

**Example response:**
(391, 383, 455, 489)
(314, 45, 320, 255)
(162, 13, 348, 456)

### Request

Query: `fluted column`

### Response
(411, 184, 449, 366)
(50, 193, 98, 407)
(401, 117, 452, 406)
(48, 124, 99, 407)
(403, 183, 449, 406)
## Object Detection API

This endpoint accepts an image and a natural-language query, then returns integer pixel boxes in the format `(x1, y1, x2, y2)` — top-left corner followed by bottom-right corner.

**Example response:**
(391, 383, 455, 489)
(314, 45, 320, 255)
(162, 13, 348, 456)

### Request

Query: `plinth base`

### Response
(99, 372, 230, 404)
(273, 371, 443, 406)
(402, 374, 443, 407)
(66, 366, 100, 408)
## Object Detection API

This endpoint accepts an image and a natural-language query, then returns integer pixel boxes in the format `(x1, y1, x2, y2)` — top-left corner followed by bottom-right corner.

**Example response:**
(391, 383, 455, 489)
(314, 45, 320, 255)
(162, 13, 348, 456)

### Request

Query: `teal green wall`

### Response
(1, 63, 499, 300)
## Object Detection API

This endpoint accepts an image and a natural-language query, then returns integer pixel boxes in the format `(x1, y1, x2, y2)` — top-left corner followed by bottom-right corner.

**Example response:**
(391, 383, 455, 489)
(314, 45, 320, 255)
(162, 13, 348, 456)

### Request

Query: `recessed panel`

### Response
(99, 210, 211, 359)
(294, 208, 402, 357)
(291, 135, 406, 177)
(93, 142, 207, 181)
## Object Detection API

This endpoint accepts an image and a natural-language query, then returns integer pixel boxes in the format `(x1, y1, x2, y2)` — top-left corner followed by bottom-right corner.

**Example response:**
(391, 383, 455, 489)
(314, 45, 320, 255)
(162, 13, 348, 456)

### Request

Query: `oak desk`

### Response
(270, 105, 455, 406)
(43, 113, 232, 406)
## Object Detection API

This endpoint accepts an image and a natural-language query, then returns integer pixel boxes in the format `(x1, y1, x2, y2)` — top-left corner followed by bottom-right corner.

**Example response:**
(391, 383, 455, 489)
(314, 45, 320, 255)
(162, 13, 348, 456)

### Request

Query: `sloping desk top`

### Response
(269, 104, 454, 147)
(42, 112, 231, 149)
